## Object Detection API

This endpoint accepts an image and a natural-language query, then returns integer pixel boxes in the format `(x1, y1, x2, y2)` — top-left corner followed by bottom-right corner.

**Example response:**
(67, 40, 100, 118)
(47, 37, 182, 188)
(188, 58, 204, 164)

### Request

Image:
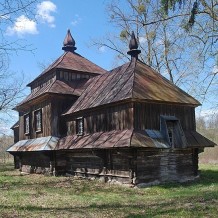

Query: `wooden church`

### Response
(7, 30, 215, 186)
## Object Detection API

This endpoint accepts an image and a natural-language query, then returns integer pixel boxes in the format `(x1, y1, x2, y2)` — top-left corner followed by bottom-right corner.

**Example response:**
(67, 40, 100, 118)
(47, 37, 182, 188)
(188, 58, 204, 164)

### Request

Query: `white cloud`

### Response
(36, 1, 57, 27)
(212, 65, 218, 75)
(5, 1, 57, 36)
(139, 36, 147, 44)
(99, 46, 106, 53)
(71, 14, 81, 26)
(6, 15, 38, 36)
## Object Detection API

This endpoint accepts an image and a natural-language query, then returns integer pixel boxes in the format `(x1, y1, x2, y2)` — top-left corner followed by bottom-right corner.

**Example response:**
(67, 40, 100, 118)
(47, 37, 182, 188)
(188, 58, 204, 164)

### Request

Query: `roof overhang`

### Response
(56, 129, 215, 150)
(7, 136, 59, 152)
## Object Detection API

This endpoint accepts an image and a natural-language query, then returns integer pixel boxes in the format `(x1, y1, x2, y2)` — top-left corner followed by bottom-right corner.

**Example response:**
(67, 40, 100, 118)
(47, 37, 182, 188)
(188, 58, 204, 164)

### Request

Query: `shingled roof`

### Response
(28, 29, 106, 87)
(64, 58, 200, 115)
(17, 79, 91, 108)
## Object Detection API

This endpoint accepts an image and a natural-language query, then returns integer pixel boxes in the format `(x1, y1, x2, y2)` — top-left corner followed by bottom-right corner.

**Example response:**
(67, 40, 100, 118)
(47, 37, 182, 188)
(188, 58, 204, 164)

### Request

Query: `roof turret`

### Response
(127, 31, 141, 59)
(62, 29, 77, 52)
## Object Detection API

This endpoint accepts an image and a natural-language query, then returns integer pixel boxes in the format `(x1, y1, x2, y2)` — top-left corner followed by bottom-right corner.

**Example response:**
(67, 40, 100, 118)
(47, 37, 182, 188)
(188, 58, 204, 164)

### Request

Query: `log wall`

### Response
(54, 148, 199, 185)
(135, 148, 198, 184)
(19, 151, 51, 174)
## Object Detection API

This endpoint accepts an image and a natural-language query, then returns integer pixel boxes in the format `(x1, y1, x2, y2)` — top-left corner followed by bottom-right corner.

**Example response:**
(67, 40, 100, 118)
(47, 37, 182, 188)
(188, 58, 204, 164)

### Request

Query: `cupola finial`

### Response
(62, 29, 77, 52)
(127, 31, 141, 59)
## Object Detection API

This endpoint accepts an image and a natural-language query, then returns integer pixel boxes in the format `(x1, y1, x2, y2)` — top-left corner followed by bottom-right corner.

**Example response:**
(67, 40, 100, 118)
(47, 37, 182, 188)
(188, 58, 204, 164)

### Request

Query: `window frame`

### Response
(34, 109, 42, 133)
(24, 113, 30, 135)
(160, 115, 187, 148)
(76, 117, 84, 136)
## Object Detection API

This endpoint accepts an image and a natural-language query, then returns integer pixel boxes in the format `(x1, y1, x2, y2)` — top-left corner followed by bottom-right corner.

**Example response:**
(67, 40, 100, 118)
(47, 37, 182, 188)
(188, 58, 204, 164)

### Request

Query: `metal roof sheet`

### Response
(7, 136, 59, 152)
(7, 130, 215, 153)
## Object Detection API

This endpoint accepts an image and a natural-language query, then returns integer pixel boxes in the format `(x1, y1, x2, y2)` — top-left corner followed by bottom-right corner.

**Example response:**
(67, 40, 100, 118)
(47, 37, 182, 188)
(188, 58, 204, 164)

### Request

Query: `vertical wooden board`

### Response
(19, 115, 25, 140)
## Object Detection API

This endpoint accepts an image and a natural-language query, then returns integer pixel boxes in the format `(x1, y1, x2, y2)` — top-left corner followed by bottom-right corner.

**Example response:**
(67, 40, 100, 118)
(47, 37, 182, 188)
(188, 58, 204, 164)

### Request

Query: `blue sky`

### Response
(7, 0, 117, 82)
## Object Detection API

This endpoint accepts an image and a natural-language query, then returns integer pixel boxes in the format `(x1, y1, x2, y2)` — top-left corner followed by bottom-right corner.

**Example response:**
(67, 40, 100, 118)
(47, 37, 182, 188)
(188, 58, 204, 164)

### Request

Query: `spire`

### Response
(62, 29, 77, 52)
(127, 31, 141, 59)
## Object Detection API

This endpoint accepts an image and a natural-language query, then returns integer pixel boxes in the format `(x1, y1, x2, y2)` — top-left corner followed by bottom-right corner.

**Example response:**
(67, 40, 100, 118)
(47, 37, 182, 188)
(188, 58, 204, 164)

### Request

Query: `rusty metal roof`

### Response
(64, 59, 200, 115)
(184, 131, 216, 148)
(57, 130, 133, 150)
(7, 136, 59, 152)
(17, 79, 90, 109)
(56, 129, 214, 150)
(28, 51, 106, 86)
(7, 129, 215, 152)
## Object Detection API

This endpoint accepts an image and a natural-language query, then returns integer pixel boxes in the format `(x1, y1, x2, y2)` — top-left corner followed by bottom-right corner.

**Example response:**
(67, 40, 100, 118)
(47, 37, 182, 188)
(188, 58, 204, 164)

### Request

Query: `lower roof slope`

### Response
(56, 129, 215, 150)
(17, 79, 90, 109)
(64, 59, 200, 115)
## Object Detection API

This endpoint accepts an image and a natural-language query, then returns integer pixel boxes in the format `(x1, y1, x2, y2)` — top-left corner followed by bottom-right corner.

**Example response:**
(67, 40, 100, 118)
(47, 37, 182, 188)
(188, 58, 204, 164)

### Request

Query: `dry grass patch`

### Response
(0, 162, 218, 217)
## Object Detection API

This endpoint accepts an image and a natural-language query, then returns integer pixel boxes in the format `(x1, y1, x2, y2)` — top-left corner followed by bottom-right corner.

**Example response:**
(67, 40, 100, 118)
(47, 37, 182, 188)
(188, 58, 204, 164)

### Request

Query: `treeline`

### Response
(196, 114, 218, 143)
(197, 114, 218, 164)
(0, 135, 13, 163)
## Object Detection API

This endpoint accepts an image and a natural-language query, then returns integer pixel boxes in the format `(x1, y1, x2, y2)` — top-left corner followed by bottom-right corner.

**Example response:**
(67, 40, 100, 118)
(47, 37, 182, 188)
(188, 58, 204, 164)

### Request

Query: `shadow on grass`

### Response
(1, 196, 216, 217)
(158, 169, 218, 190)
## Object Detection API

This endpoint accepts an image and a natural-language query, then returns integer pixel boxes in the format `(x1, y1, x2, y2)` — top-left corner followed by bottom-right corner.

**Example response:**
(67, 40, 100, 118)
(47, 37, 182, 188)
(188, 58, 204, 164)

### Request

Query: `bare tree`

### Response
(93, 0, 217, 108)
(0, 0, 39, 135)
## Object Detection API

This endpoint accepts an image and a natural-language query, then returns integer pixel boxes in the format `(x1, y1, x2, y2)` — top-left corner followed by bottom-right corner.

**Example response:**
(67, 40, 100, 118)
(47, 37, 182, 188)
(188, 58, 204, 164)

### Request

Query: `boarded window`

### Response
(24, 114, 30, 135)
(34, 109, 42, 132)
(160, 116, 187, 148)
(76, 117, 84, 135)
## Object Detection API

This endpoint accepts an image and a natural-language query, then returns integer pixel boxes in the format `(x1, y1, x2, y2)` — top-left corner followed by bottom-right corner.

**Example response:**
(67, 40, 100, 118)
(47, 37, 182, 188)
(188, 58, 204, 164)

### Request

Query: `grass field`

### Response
(0, 162, 218, 218)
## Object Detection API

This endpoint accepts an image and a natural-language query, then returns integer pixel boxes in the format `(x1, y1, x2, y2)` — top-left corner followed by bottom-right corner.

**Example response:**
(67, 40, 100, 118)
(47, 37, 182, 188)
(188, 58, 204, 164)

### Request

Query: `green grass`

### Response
(0, 163, 218, 217)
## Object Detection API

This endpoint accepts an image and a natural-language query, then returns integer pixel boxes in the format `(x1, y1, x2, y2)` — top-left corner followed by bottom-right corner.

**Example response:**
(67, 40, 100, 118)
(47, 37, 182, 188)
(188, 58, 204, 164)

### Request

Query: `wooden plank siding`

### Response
(51, 97, 76, 137)
(19, 101, 52, 140)
(134, 102, 196, 131)
(66, 103, 134, 135)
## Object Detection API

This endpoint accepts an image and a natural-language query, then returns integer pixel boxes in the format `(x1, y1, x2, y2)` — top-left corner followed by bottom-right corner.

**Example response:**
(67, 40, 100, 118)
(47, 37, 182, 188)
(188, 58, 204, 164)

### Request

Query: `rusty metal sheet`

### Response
(132, 130, 169, 148)
(7, 136, 59, 152)
(57, 130, 133, 150)
(184, 131, 216, 147)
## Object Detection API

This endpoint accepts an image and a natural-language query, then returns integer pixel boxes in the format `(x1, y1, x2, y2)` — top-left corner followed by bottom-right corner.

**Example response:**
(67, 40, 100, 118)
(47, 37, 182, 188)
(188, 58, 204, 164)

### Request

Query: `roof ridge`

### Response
(107, 60, 136, 104)
(47, 79, 58, 92)
(66, 76, 102, 113)
(130, 58, 137, 99)
(95, 62, 132, 107)
(87, 66, 126, 109)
